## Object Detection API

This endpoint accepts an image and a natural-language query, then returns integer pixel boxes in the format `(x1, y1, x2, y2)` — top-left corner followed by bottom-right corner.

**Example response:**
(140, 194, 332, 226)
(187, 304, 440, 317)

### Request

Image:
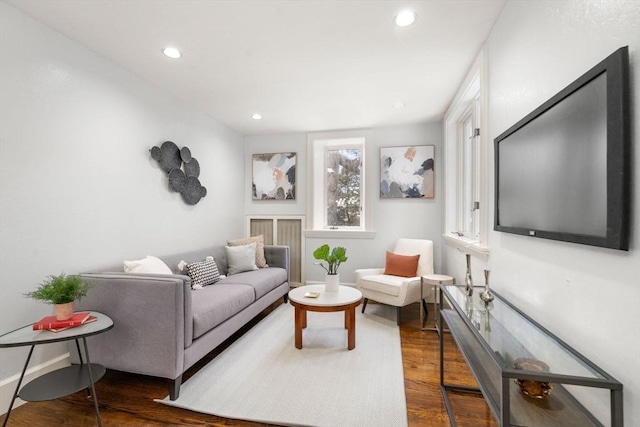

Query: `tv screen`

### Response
(494, 47, 630, 250)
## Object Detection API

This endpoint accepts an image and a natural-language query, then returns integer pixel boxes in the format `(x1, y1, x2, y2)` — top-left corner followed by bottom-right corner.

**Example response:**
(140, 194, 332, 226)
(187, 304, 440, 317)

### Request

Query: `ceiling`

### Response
(6, 0, 507, 136)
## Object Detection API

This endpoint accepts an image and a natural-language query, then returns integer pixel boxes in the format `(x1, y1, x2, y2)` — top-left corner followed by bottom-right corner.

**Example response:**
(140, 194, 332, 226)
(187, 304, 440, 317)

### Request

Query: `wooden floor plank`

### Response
(1, 302, 497, 426)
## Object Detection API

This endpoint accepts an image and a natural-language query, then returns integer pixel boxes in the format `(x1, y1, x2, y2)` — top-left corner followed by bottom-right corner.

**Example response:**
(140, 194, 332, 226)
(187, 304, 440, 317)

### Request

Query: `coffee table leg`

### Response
(347, 307, 356, 350)
(294, 306, 304, 349)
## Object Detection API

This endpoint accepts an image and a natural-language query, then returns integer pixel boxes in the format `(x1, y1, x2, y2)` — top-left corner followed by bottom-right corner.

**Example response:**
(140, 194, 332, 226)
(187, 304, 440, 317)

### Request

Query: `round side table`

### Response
(0, 311, 113, 427)
(421, 274, 454, 332)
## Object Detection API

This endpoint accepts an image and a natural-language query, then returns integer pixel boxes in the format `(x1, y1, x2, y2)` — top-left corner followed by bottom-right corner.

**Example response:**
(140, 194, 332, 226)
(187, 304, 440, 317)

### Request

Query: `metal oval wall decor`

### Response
(150, 141, 207, 205)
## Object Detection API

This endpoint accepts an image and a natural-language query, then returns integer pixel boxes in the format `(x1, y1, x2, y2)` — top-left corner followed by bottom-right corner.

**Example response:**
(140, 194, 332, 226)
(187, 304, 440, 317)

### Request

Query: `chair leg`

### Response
(396, 306, 401, 325)
(361, 298, 368, 314)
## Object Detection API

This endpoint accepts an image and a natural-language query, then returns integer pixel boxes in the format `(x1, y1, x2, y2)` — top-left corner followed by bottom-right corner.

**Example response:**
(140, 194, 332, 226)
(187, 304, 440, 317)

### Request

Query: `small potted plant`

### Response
(313, 244, 348, 292)
(25, 273, 91, 320)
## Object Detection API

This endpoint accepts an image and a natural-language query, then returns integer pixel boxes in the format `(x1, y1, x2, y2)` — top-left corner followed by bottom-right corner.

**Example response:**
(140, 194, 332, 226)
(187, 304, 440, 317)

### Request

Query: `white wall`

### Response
(245, 121, 444, 285)
(0, 2, 245, 384)
(442, 1, 640, 425)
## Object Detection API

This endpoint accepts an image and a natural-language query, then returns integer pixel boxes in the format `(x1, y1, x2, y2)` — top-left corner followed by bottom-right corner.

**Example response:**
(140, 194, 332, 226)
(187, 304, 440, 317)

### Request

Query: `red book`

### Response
(47, 315, 97, 333)
(32, 312, 91, 331)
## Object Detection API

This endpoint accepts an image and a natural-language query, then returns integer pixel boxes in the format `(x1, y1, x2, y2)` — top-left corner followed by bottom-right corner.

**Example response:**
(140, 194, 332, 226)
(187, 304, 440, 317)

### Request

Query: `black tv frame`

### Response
(494, 46, 630, 250)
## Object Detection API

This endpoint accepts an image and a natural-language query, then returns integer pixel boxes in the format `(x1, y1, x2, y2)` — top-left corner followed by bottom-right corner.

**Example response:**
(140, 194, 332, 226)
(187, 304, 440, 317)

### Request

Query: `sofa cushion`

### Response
(218, 267, 287, 300)
(358, 274, 419, 297)
(191, 284, 255, 339)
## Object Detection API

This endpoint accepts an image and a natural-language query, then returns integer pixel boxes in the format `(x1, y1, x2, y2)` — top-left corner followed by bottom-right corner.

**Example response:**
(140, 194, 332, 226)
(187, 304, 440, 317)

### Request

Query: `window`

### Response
(443, 52, 489, 258)
(326, 146, 362, 228)
(307, 130, 374, 238)
(460, 98, 481, 239)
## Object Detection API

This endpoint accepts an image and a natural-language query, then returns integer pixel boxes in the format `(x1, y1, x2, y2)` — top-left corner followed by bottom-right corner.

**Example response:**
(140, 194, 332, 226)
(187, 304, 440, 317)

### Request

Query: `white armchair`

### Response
(355, 238, 434, 324)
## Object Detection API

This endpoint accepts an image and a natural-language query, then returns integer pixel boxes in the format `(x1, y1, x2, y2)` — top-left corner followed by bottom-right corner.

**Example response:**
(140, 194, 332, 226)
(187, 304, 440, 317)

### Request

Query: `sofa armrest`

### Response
(264, 245, 290, 282)
(71, 272, 191, 381)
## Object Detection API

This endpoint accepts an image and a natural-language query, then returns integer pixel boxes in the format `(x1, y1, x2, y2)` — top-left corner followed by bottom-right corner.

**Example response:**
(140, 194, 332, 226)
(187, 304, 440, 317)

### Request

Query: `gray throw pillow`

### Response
(226, 243, 258, 275)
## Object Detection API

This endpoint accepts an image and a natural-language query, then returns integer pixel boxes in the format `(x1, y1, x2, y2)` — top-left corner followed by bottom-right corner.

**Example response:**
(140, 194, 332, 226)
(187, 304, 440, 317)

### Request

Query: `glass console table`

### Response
(0, 311, 113, 427)
(439, 285, 622, 427)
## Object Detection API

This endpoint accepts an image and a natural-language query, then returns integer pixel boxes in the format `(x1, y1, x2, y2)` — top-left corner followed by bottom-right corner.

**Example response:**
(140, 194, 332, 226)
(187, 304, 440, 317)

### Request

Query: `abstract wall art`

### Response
(252, 152, 296, 200)
(150, 141, 207, 205)
(380, 145, 434, 199)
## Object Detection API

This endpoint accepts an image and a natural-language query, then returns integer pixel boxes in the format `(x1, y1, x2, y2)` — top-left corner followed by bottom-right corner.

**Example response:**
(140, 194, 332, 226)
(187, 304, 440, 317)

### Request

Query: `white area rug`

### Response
(157, 303, 408, 427)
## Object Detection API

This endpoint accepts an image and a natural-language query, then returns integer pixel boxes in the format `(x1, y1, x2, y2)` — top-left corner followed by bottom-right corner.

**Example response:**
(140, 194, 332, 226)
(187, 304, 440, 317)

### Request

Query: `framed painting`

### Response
(380, 145, 434, 198)
(252, 152, 297, 200)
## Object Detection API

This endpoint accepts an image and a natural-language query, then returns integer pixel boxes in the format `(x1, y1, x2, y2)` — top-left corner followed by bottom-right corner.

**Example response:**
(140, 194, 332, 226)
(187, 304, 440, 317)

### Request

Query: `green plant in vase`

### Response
(313, 244, 347, 292)
(25, 273, 90, 320)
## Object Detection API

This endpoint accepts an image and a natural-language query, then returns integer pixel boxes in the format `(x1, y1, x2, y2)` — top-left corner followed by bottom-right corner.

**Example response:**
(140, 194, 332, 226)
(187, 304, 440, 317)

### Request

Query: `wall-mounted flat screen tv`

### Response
(494, 46, 630, 250)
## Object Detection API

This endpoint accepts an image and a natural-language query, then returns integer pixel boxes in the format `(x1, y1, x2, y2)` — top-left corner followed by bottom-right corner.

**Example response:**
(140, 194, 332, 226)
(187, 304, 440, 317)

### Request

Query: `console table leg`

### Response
(82, 338, 102, 427)
(501, 377, 511, 427)
(2, 345, 34, 427)
(612, 389, 623, 426)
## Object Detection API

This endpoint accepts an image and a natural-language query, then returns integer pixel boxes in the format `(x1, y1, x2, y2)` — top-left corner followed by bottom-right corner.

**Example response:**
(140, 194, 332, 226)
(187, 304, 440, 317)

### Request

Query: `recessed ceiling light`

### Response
(393, 101, 405, 109)
(251, 113, 262, 120)
(394, 10, 417, 27)
(162, 47, 181, 59)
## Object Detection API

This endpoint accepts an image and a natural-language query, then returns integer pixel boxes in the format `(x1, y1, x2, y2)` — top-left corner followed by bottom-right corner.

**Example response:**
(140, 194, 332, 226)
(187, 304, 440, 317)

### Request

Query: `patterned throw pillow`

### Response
(186, 256, 220, 289)
(227, 235, 268, 268)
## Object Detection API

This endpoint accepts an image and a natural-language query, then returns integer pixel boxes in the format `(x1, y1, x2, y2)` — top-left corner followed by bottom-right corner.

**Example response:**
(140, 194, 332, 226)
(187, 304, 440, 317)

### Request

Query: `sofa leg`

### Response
(361, 298, 368, 314)
(283, 294, 288, 304)
(169, 375, 182, 401)
(396, 306, 401, 325)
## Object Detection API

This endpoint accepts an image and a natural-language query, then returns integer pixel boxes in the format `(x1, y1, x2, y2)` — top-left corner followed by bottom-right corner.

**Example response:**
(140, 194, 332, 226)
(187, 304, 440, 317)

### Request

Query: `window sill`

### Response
(443, 234, 490, 260)
(305, 229, 376, 239)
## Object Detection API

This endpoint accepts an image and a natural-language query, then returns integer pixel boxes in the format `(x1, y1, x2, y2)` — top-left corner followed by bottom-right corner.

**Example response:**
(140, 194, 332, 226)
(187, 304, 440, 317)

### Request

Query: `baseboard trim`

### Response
(0, 353, 70, 415)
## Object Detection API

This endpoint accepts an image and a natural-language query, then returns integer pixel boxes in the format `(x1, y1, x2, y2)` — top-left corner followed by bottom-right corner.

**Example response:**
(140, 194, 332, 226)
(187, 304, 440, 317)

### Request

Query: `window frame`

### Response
(324, 143, 363, 229)
(443, 52, 489, 259)
(306, 130, 375, 239)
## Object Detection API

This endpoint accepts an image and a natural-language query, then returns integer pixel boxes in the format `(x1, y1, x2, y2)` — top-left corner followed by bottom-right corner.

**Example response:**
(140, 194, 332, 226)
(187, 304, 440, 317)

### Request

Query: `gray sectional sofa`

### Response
(70, 245, 290, 400)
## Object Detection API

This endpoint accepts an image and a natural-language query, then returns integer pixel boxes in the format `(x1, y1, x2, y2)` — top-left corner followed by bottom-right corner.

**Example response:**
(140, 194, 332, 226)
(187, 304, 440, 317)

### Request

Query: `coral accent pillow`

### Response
(227, 235, 268, 268)
(383, 251, 420, 278)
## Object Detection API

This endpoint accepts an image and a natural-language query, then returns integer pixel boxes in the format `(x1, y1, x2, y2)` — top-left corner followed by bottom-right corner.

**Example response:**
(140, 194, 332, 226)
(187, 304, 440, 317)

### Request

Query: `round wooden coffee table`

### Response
(288, 284, 362, 350)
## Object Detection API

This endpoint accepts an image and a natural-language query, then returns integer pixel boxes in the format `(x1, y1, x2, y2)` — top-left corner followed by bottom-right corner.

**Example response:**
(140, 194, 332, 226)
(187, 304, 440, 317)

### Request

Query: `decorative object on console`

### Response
(480, 269, 494, 303)
(513, 358, 553, 399)
(150, 140, 207, 205)
(313, 244, 348, 292)
(252, 152, 296, 200)
(464, 253, 473, 296)
(380, 145, 434, 198)
(25, 273, 91, 320)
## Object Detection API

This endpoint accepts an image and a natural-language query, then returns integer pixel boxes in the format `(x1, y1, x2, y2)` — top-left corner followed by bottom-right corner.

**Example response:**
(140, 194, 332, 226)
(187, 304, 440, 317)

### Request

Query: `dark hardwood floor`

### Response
(1, 302, 497, 427)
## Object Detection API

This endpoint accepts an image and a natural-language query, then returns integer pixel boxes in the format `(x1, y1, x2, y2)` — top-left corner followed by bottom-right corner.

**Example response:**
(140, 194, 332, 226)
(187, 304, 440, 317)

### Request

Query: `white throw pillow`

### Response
(124, 255, 172, 274)
(225, 243, 258, 275)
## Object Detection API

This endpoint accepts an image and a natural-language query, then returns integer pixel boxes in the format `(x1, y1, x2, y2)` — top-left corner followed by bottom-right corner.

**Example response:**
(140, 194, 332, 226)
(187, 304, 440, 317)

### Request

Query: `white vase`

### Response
(325, 274, 340, 292)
